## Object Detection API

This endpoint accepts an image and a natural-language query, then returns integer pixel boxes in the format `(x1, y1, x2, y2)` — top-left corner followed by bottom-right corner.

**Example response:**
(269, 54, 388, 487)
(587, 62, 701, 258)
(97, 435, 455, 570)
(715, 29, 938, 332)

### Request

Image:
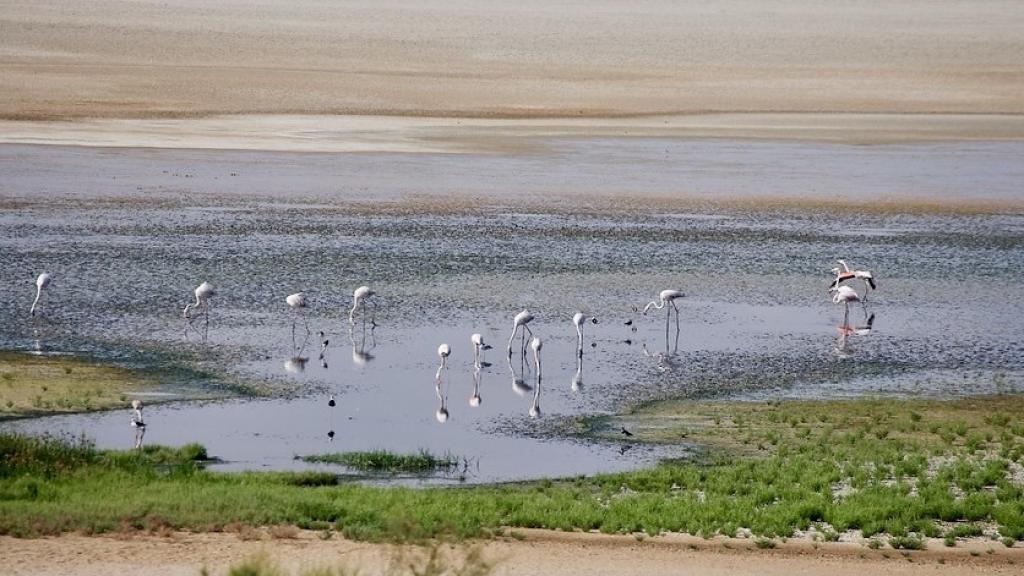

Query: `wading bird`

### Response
(572, 312, 598, 355)
(471, 333, 492, 367)
(830, 260, 876, 301)
(130, 400, 146, 449)
(182, 281, 215, 321)
(529, 337, 543, 418)
(349, 286, 376, 325)
(643, 289, 684, 332)
(507, 309, 535, 358)
(830, 284, 861, 327)
(436, 343, 451, 379)
(30, 273, 51, 317)
(286, 292, 310, 335)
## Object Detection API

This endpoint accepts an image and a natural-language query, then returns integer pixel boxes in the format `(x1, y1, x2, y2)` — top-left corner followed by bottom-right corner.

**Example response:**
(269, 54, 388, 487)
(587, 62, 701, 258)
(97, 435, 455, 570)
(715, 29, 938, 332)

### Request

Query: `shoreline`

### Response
(2, 113, 1024, 154)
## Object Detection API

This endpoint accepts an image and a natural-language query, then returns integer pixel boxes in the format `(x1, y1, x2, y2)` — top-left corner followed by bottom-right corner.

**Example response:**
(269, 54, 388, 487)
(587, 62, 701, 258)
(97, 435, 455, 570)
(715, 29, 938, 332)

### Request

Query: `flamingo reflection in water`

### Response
(469, 365, 483, 407)
(349, 322, 377, 367)
(529, 337, 543, 418)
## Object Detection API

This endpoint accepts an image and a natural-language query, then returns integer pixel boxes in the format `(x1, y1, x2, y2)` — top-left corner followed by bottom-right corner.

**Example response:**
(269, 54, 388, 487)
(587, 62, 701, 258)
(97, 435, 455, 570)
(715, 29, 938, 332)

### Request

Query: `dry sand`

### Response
(1, 1, 1024, 145)
(2, 530, 1022, 576)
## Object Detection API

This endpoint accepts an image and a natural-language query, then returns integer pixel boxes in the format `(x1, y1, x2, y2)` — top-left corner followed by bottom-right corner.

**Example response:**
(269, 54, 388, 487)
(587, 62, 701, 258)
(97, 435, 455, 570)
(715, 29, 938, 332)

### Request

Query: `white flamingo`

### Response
(830, 260, 876, 301)
(349, 286, 376, 325)
(643, 289, 684, 333)
(572, 312, 598, 354)
(286, 292, 310, 338)
(830, 284, 861, 327)
(130, 399, 146, 449)
(30, 273, 51, 317)
(471, 333, 492, 367)
(436, 343, 451, 380)
(507, 309, 535, 358)
(182, 281, 215, 321)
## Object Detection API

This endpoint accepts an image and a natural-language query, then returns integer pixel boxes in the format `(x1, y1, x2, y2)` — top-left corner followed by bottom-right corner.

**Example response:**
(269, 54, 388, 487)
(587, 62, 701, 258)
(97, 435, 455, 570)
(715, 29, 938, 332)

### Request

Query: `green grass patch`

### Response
(0, 352, 154, 418)
(302, 450, 458, 474)
(3, 395, 1024, 544)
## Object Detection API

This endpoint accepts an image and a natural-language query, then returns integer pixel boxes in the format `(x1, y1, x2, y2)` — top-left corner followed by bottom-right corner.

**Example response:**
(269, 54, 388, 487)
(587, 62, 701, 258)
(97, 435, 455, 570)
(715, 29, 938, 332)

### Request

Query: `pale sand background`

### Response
(3, 530, 1023, 576)
(1, 0, 1024, 145)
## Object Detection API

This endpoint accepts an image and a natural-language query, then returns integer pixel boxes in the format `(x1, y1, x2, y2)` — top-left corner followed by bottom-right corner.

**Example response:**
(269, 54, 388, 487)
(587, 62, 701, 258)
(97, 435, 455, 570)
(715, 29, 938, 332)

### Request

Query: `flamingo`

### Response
(30, 273, 51, 317)
(572, 312, 598, 356)
(507, 309, 535, 358)
(130, 399, 146, 449)
(436, 343, 451, 380)
(349, 286, 376, 325)
(286, 292, 310, 335)
(643, 289, 684, 333)
(830, 260, 876, 301)
(471, 333, 492, 367)
(182, 281, 215, 321)
(830, 284, 861, 327)
(529, 337, 542, 418)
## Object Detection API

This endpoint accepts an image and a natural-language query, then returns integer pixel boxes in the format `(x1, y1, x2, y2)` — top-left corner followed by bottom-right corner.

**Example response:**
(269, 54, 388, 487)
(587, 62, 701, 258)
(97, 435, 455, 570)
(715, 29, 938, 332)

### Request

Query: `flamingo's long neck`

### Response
(349, 298, 360, 323)
(643, 299, 665, 314)
(30, 285, 42, 316)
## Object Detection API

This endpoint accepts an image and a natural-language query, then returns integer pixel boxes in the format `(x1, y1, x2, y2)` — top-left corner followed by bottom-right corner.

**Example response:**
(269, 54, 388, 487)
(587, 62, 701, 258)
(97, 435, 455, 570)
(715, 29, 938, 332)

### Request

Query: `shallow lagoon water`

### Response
(1, 140, 1023, 482)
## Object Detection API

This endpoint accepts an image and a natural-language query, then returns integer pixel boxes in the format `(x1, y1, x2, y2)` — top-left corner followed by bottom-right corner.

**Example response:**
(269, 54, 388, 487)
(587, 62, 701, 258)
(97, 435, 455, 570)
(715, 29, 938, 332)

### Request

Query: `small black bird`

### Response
(327, 430, 335, 441)
(624, 320, 633, 326)
(620, 426, 634, 437)
(328, 394, 336, 407)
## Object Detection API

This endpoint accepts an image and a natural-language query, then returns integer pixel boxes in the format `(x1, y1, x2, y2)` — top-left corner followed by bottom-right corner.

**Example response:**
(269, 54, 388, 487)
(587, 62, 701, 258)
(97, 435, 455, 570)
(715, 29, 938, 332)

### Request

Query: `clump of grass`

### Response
(889, 535, 926, 550)
(302, 450, 458, 474)
(754, 537, 776, 549)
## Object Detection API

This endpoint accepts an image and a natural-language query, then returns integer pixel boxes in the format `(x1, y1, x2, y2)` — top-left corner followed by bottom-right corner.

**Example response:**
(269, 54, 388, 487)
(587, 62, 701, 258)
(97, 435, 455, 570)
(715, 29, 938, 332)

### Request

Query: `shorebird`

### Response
(130, 400, 147, 449)
(829, 260, 876, 301)
(507, 309, 535, 358)
(286, 292, 310, 335)
(572, 312, 598, 355)
(349, 286, 376, 325)
(643, 289, 684, 332)
(183, 281, 215, 321)
(471, 333, 492, 367)
(30, 273, 52, 317)
(436, 343, 451, 379)
(830, 284, 861, 326)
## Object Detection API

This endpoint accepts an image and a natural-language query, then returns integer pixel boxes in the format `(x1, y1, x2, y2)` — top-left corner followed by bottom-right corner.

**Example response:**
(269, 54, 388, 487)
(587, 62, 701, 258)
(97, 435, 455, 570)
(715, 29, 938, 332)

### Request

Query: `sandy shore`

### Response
(2, 1, 1023, 140)
(2, 530, 1022, 576)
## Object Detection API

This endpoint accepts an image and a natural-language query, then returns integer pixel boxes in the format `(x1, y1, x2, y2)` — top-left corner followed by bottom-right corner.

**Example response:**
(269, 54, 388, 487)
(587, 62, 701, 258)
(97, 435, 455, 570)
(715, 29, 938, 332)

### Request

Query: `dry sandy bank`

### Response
(2, 529, 1022, 576)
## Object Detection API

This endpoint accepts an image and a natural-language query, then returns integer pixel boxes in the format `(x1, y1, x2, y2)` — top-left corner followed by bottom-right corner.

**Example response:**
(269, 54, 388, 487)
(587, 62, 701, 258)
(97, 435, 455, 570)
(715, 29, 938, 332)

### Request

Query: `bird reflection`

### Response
(285, 333, 310, 373)
(529, 337, 542, 418)
(349, 323, 376, 366)
(469, 365, 483, 407)
(507, 342, 533, 396)
(435, 376, 449, 423)
(318, 331, 330, 368)
(833, 308, 877, 359)
(572, 344, 584, 392)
